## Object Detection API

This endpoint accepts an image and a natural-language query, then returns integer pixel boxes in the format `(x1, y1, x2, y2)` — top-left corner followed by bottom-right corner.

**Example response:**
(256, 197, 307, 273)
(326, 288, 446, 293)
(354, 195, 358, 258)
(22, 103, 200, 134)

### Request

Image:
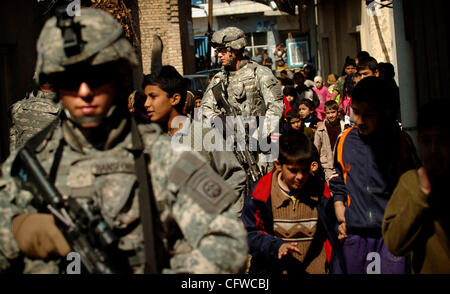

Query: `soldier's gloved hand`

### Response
(11, 213, 71, 259)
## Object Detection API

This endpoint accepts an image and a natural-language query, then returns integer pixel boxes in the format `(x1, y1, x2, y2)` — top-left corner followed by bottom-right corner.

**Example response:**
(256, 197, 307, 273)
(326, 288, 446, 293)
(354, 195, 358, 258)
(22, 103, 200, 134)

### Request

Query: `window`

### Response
(245, 32, 268, 58)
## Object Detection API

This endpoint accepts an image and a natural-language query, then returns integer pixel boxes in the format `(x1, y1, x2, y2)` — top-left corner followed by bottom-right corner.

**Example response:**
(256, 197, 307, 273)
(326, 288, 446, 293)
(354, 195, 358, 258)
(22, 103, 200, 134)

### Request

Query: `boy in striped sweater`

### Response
(241, 132, 341, 274)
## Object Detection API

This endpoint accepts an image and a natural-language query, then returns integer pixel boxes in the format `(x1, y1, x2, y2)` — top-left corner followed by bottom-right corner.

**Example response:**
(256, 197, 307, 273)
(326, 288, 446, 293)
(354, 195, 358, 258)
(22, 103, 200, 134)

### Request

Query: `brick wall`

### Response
(138, 0, 185, 75)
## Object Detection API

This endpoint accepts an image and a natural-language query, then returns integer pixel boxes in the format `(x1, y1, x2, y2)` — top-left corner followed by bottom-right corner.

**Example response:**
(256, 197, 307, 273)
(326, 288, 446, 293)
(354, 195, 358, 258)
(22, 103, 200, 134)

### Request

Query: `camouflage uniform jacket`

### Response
(172, 117, 248, 215)
(9, 90, 61, 152)
(201, 59, 284, 135)
(0, 117, 248, 274)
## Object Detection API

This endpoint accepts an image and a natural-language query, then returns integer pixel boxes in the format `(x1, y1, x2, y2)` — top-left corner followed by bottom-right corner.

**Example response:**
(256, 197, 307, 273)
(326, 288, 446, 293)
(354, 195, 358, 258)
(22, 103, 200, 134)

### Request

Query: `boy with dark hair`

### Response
(330, 76, 419, 274)
(383, 99, 450, 274)
(357, 56, 378, 79)
(280, 109, 315, 141)
(377, 62, 400, 121)
(314, 100, 345, 183)
(280, 70, 294, 86)
(241, 132, 339, 274)
(143, 65, 247, 215)
(143, 66, 187, 129)
(298, 98, 321, 130)
(294, 72, 320, 108)
(356, 51, 371, 65)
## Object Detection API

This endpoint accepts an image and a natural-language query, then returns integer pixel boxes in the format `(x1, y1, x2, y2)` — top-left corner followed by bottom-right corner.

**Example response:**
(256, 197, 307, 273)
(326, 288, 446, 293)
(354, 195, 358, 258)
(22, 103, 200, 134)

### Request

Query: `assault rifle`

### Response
(211, 79, 263, 186)
(12, 147, 130, 274)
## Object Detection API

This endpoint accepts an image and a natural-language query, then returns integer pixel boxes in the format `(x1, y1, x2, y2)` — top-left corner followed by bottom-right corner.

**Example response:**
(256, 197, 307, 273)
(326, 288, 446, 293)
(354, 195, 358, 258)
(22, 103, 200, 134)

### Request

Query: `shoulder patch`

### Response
(169, 152, 235, 215)
(186, 165, 235, 215)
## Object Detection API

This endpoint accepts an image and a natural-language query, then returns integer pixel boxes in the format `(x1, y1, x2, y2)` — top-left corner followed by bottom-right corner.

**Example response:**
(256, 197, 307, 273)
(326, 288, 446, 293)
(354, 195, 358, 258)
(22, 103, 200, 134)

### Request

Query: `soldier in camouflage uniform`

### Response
(9, 75, 61, 152)
(0, 8, 248, 274)
(201, 27, 284, 135)
(201, 27, 284, 174)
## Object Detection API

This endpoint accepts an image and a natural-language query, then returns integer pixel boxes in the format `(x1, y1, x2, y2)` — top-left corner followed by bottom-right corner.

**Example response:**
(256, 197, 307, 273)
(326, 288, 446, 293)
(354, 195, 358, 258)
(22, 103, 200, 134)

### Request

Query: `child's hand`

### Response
(334, 201, 347, 240)
(337, 221, 347, 240)
(417, 167, 432, 196)
(278, 242, 302, 259)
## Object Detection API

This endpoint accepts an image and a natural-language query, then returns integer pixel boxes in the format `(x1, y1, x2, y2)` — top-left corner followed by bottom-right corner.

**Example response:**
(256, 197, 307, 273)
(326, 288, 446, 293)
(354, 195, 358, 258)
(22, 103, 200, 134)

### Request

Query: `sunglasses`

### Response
(51, 63, 120, 91)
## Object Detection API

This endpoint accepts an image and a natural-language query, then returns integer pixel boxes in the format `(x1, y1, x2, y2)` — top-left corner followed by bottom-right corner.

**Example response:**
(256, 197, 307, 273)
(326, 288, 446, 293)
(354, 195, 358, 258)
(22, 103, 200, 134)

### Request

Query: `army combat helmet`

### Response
(35, 7, 138, 84)
(210, 27, 246, 51)
(34, 7, 138, 125)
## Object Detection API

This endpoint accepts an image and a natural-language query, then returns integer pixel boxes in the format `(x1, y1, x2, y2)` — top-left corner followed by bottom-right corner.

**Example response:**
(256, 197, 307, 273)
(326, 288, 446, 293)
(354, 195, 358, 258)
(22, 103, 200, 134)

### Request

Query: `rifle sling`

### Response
(130, 117, 161, 274)
(20, 117, 162, 273)
(211, 81, 231, 114)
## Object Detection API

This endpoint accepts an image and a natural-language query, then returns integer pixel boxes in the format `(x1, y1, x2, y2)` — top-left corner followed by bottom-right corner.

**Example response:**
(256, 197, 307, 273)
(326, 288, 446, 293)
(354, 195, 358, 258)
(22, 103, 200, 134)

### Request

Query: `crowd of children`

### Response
(128, 51, 448, 274)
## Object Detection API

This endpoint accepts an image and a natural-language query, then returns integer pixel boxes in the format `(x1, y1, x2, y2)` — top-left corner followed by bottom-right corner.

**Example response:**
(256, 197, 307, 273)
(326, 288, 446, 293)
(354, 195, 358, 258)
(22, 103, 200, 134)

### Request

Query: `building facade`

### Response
(192, 0, 302, 72)
(138, 0, 195, 75)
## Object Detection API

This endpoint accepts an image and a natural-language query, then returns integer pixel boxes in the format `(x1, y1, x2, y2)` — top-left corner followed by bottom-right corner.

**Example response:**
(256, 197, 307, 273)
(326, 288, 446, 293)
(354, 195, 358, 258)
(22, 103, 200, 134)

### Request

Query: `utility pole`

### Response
(207, 0, 213, 69)
(208, 0, 213, 33)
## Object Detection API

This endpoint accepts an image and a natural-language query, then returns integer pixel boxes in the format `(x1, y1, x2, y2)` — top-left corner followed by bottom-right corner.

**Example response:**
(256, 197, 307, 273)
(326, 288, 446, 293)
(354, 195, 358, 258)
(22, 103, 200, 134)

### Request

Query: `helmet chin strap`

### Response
(224, 48, 237, 71)
(64, 105, 117, 126)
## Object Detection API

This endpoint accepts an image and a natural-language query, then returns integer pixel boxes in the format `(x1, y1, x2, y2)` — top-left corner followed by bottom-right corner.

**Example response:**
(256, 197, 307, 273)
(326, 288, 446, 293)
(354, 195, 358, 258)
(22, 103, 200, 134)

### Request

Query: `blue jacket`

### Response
(330, 126, 419, 235)
(241, 169, 345, 274)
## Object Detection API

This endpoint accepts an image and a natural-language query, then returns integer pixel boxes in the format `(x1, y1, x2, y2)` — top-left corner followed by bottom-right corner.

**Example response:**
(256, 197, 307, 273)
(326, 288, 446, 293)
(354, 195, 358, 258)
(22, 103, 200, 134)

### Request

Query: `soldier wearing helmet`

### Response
(0, 8, 247, 274)
(9, 72, 61, 153)
(201, 27, 284, 177)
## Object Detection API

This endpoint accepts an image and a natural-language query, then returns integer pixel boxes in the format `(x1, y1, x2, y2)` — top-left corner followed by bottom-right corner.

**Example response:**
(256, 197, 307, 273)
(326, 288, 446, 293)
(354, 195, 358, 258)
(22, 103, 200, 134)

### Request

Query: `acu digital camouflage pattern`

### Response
(34, 8, 138, 82)
(0, 8, 247, 274)
(0, 119, 248, 273)
(9, 90, 61, 152)
(210, 27, 246, 51)
(201, 59, 284, 134)
(172, 119, 248, 215)
(202, 26, 283, 129)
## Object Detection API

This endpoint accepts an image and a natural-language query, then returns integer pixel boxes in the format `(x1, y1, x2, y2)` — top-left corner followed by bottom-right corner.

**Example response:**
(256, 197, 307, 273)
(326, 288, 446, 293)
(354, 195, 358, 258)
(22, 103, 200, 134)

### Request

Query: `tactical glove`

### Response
(12, 213, 71, 259)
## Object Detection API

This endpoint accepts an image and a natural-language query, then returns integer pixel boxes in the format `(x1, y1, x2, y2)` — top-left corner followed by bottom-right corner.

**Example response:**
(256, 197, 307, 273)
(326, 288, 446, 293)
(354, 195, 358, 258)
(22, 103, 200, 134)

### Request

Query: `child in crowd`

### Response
(280, 70, 294, 86)
(130, 91, 150, 123)
(193, 96, 203, 121)
(241, 132, 338, 274)
(312, 76, 331, 120)
(327, 73, 339, 104)
(383, 99, 450, 274)
(194, 96, 202, 109)
(128, 90, 135, 114)
(357, 56, 378, 79)
(298, 98, 321, 130)
(142, 66, 247, 214)
(329, 77, 420, 274)
(282, 85, 299, 118)
(314, 100, 345, 183)
(294, 72, 320, 109)
(330, 57, 356, 102)
(338, 73, 358, 126)
(377, 62, 401, 122)
(355, 51, 371, 65)
(280, 109, 315, 141)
